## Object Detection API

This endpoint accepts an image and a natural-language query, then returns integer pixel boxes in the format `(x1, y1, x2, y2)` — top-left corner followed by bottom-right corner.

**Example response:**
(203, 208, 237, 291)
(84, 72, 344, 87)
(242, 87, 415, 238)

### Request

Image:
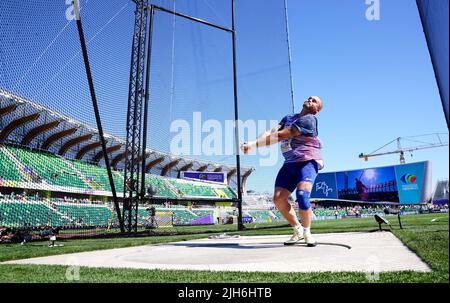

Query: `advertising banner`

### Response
(181, 171, 226, 184)
(311, 161, 431, 204)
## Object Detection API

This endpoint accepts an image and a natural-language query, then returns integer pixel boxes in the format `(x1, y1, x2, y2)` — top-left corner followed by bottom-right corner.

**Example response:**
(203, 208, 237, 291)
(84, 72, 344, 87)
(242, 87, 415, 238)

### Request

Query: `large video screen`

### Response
(311, 161, 432, 204)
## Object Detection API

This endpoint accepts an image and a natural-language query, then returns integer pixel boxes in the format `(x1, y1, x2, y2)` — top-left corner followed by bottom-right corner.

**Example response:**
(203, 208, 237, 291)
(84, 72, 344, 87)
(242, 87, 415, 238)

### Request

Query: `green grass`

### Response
(0, 213, 448, 283)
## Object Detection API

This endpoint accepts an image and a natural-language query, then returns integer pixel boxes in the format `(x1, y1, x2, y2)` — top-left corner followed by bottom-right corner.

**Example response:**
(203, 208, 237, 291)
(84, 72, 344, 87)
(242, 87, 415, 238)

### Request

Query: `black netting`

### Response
(0, 0, 296, 241)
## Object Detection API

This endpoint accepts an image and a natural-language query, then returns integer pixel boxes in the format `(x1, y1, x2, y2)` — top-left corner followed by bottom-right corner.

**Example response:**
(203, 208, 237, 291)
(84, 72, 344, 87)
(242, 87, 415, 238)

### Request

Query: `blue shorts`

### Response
(274, 160, 319, 193)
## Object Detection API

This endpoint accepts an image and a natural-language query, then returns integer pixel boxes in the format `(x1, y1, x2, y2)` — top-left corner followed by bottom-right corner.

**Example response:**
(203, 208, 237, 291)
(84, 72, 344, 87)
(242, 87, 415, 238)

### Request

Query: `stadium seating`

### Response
(0, 148, 22, 182)
(0, 201, 68, 227)
(313, 208, 347, 217)
(1, 144, 236, 201)
(170, 209, 199, 225)
(7, 146, 87, 189)
(145, 175, 178, 198)
(271, 210, 285, 220)
(68, 159, 124, 192)
(248, 210, 277, 223)
(168, 179, 218, 197)
(192, 209, 214, 217)
(56, 203, 113, 227)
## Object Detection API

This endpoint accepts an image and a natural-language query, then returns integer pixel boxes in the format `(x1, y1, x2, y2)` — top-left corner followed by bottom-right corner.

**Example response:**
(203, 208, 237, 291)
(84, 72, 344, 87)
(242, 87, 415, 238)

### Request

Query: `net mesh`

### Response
(0, 0, 297, 241)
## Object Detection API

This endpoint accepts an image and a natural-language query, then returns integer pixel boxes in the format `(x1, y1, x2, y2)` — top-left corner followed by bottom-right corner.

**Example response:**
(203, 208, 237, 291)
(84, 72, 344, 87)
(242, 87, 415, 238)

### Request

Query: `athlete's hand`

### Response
(240, 142, 251, 154)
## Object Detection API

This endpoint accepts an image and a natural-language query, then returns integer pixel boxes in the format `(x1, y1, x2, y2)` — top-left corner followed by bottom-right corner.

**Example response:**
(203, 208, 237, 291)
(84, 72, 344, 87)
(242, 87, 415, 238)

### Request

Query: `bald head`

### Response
(302, 96, 323, 115)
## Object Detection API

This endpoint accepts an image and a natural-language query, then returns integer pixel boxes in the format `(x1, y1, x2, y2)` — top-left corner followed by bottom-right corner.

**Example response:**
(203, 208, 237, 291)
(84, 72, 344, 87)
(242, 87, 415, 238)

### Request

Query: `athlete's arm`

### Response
(241, 125, 300, 154)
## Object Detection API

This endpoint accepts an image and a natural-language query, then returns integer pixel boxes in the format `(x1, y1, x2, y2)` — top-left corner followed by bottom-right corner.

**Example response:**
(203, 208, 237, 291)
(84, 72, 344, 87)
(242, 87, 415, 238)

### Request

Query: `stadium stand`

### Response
(0, 200, 69, 227)
(145, 174, 178, 198)
(0, 147, 22, 183)
(0, 88, 252, 238)
(0, 144, 237, 200)
(67, 158, 124, 192)
(7, 146, 87, 189)
(247, 210, 277, 223)
(55, 203, 113, 227)
(0, 194, 221, 230)
(167, 179, 218, 197)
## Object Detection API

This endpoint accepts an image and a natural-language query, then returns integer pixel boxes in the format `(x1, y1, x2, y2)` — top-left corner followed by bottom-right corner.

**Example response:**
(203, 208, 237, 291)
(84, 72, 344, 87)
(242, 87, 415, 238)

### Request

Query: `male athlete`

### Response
(241, 96, 324, 247)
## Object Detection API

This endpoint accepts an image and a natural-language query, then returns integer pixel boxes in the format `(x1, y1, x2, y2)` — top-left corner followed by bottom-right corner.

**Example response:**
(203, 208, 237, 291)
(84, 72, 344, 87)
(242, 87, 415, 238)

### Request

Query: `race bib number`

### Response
(280, 139, 292, 153)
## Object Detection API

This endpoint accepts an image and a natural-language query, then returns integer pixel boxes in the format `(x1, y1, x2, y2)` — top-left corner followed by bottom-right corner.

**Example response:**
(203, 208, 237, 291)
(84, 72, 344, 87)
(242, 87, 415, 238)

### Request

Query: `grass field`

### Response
(0, 213, 448, 283)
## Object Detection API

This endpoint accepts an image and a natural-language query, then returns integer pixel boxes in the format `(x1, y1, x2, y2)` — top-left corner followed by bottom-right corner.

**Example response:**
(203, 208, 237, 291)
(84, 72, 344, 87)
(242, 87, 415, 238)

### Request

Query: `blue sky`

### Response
(289, 0, 448, 189)
(2, 0, 448, 194)
(241, 0, 449, 193)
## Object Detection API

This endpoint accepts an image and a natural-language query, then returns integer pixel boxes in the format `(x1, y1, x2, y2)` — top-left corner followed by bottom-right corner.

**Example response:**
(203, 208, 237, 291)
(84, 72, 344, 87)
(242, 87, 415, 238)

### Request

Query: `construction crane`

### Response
(359, 133, 448, 164)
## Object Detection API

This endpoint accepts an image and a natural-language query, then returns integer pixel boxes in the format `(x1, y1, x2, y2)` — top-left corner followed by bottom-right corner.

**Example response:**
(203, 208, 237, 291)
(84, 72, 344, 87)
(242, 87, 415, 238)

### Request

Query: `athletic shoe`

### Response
(284, 234, 304, 245)
(304, 232, 317, 247)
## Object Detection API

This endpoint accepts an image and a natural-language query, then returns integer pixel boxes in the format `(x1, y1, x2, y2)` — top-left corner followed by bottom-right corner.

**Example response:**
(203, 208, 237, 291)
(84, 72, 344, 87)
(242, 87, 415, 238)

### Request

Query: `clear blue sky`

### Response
(2, 0, 448, 194)
(238, 0, 449, 193)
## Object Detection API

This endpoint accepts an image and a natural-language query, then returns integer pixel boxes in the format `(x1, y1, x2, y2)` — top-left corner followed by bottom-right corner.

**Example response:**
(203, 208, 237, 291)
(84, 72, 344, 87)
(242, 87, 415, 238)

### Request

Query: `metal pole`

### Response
(152, 5, 233, 33)
(73, 0, 124, 232)
(398, 213, 403, 229)
(141, 6, 154, 205)
(123, 3, 139, 229)
(130, 0, 146, 233)
(283, 0, 296, 114)
(231, 0, 244, 231)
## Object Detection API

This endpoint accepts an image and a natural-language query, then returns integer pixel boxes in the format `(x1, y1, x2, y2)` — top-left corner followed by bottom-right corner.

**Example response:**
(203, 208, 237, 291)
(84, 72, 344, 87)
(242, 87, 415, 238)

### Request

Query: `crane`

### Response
(359, 133, 449, 164)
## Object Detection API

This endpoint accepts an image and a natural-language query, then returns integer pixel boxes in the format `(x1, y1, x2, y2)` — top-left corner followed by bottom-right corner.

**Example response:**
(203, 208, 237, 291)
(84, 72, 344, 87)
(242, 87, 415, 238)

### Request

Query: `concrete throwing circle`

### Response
(4, 232, 431, 273)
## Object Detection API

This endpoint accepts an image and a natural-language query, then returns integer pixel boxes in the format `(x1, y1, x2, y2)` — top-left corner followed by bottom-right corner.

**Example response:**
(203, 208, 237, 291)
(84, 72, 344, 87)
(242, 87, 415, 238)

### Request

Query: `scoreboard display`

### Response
(311, 161, 432, 204)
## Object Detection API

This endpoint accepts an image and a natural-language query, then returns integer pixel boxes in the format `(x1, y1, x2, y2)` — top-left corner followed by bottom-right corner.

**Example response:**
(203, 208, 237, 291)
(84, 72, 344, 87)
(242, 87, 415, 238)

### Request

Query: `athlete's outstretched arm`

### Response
(241, 125, 300, 154)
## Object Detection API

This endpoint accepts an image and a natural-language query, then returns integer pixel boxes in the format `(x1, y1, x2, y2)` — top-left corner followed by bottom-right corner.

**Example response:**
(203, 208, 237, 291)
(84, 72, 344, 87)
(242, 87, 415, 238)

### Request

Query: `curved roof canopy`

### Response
(0, 88, 254, 180)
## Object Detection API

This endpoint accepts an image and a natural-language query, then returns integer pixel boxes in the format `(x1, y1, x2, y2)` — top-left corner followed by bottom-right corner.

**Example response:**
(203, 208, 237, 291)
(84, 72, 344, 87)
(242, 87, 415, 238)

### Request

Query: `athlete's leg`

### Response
(297, 182, 314, 228)
(295, 161, 319, 246)
(273, 187, 300, 227)
(273, 163, 299, 227)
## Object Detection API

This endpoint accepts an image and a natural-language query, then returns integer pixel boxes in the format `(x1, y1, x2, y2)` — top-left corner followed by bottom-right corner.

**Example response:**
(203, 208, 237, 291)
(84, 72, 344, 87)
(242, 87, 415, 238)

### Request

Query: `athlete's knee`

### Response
(273, 195, 286, 206)
(296, 188, 311, 210)
(273, 194, 289, 210)
(298, 181, 313, 192)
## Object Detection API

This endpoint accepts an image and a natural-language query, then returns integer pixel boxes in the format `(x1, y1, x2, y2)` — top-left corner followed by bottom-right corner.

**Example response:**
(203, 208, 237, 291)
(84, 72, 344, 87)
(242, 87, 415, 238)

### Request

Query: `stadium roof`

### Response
(0, 88, 254, 181)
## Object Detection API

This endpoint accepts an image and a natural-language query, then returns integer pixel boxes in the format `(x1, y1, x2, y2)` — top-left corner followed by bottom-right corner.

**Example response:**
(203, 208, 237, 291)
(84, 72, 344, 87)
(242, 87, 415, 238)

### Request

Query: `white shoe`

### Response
(284, 234, 304, 245)
(304, 232, 317, 247)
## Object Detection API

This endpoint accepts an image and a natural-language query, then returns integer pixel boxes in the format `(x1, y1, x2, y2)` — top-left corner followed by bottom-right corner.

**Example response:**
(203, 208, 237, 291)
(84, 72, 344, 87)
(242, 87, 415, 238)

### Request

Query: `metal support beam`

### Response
(197, 164, 209, 172)
(75, 140, 104, 160)
(112, 152, 126, 168)
(58, 133, 93, 156)
(123, 0, 149, 232)
(137, 1, 244, 232)
(21, 120, 60, 146)
(151, 5, 233, 33)
(231, 0, 243, 230)
(0, 104, 17, 117)
(145, 156, 164, 173)
(92, 144, 122, 163)
(41, 128, 77, 150)
(180, 163, 194, 172)
(161, 159, 181, 176)
(0, 113, 40, 141)
(73, 0, 124, 232)
(141, 4, 154, 211)
(241, 169, 254, 196)
(178, 163, 193, 178)
(227, 168, 237, 184)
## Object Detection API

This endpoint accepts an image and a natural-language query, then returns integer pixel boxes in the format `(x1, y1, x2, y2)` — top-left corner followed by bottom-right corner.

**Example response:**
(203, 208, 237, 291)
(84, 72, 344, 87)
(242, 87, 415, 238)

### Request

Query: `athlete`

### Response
(241, 96, 324, 247)
(355, 178, 369, 200)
